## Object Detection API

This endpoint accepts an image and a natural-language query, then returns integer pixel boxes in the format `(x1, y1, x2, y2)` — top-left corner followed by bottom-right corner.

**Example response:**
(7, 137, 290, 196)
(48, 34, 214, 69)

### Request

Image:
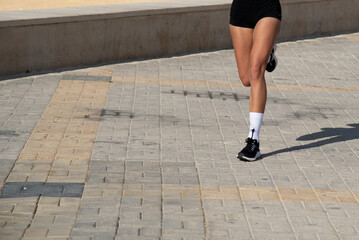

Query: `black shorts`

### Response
(230, 0, 282, 29)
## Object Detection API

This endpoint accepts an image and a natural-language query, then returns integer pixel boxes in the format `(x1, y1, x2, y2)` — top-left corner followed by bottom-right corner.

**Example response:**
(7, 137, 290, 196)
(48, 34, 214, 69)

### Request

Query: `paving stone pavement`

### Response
(0, 32, 359, 240)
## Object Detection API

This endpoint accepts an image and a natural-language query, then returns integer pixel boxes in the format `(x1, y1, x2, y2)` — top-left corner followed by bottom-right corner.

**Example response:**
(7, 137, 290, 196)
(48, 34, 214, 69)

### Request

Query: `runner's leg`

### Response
(229, 25, 254, 87)
(249, 17, 281, 113)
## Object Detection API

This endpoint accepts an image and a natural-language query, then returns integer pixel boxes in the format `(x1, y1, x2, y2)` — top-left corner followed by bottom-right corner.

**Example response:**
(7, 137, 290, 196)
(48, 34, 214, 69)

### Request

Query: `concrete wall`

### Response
(279, 0, 359, 40)
(0, 0, 358, 76)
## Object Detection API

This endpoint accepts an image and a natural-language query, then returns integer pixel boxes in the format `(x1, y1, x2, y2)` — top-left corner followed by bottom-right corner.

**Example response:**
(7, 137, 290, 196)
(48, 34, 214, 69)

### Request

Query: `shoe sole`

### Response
(237, 151, 261, 161)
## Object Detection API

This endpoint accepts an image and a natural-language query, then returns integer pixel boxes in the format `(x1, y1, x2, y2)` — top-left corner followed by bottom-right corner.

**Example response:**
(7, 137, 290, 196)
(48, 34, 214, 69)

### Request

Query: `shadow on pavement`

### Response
(262, 123, 359, 158)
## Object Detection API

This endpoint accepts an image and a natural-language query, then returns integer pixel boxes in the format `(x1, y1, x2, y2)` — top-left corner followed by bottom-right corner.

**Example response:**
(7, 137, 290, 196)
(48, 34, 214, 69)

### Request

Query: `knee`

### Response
(250, 61, 266, 82)
(238, 73, 251, 87)
(242, 80, 251, 87)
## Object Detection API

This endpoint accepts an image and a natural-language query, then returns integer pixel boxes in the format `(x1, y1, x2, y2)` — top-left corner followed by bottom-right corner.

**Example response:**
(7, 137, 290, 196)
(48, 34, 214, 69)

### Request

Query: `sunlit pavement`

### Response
(0, 33, 359, 240)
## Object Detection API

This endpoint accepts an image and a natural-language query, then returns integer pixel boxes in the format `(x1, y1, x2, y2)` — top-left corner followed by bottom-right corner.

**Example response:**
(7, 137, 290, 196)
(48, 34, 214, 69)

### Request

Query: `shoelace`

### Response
(244, 138, 257, 152)
(244, 129, 257, 152)
(244, 138, 254, 151)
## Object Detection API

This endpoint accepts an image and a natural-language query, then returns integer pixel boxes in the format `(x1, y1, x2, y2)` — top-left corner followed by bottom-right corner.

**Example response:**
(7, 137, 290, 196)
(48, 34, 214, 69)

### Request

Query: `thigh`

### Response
(229, 24, 253, 86)
(250, 17, 281, 68)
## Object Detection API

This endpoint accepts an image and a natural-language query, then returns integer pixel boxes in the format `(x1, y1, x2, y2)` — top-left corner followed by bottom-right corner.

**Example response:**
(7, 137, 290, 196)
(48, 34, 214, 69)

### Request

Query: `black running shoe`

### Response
(237, 138, 261, 161)
(266, 45, 278, 72)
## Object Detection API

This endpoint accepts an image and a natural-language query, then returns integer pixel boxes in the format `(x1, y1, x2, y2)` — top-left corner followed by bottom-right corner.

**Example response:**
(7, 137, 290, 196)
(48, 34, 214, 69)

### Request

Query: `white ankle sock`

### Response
(248, 112, 264, 141)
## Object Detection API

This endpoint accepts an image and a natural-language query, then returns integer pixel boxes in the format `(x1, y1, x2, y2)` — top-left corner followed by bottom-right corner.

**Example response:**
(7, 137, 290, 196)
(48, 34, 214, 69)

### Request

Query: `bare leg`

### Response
(249, 17, 281, 113)
(229, 25, 253, 87)
(232, 18, 281, 161)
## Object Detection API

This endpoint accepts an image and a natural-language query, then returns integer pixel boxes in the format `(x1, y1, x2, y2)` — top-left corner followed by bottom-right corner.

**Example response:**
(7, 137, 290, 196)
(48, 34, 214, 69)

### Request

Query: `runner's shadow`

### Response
(262, 123, 359, 158)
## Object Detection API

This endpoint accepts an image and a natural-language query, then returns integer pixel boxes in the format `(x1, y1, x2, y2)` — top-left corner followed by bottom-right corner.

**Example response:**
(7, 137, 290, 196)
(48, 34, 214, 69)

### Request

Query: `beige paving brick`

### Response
(31, 215, 56, 225)
(24, 227, 49, 237)
(316, 190, 358, 204)
(38, 197, 61, 205)
(36, 204, 79, 213)
(278, 188, 315, 202)
(46, 176, 87, 183)
(47, 227, 72, 237)
(6, 174, 28, 182)
(202, 186, 241, 200)
(12, 204, 37, 214)
(26, 174, 49, 182)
